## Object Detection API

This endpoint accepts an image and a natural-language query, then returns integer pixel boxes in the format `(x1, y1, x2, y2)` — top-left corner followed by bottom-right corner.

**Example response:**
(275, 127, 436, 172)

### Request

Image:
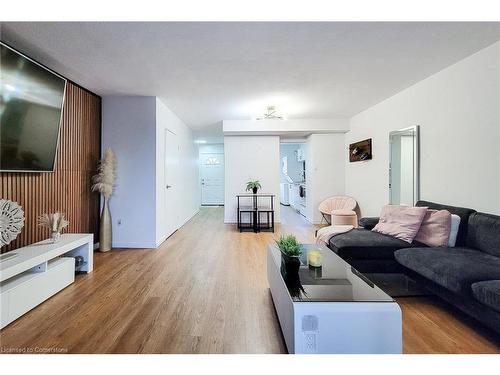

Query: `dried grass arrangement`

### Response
(38, 212, 70, 243)
(91, 148, 117, 198)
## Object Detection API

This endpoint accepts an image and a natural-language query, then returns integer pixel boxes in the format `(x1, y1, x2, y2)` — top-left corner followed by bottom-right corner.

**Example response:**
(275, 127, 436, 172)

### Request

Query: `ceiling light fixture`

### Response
(256, 106, 285, 120)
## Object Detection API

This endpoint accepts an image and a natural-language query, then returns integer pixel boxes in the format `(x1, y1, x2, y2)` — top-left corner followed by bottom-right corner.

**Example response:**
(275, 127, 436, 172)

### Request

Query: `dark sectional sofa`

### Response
(327, 200, 500, 335)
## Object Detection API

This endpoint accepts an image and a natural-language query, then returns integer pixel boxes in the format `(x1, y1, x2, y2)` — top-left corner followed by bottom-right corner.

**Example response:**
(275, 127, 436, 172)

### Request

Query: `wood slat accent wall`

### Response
(1, 83, 101, 253)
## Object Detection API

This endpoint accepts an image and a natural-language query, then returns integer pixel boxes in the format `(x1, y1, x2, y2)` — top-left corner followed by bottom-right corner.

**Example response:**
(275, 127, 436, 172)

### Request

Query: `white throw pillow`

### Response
(448, 214, 461, 247)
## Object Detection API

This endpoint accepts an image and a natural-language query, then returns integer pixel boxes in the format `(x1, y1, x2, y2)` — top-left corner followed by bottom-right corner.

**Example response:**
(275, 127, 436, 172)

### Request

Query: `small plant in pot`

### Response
(246, 180, 262, 194)
(275, 234, 302, 276)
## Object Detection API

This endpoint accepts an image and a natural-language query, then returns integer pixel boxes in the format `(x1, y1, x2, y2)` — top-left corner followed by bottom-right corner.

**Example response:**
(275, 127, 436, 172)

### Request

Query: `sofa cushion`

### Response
(358, 217, 379, 230)
(329, 228, 415, 260)
(413, 209, 451, 247)
(395, 247, 500, 295)
(373, 205, 428, 243)
(415, 200, 475, 247)
(471, 280, 500, 313)
(466, 212, 500, 257)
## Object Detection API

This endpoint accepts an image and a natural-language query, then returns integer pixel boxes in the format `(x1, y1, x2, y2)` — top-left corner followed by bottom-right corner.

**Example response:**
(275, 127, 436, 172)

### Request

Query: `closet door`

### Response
(164, 129, 179, 238)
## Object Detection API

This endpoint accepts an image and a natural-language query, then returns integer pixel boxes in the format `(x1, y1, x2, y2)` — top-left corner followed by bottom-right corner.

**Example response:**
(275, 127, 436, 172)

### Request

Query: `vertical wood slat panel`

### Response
(0, 83, 101, 253)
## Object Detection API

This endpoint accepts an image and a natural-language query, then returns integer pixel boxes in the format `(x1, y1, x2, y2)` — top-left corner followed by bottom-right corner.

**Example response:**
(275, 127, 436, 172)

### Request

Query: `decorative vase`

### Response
(280, 254, 301, 277)
(99, 197, 112, 252)
(252, 187, 258, 194)
(280, 254, 304, 299)
(51, 231, 61, 243)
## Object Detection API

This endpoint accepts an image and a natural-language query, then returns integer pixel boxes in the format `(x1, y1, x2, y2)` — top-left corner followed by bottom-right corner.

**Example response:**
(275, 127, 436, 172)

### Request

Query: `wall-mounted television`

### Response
(1, 41, 67, 172)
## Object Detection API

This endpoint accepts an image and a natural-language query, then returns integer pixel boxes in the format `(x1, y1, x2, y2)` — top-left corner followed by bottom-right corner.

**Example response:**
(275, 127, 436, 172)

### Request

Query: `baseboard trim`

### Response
(155, 208, 201, 247)
(155, 235, 169, 248)
(112, 242, 158, 249)
(112, 210, 202, 249)
(180, 208, 200, 227)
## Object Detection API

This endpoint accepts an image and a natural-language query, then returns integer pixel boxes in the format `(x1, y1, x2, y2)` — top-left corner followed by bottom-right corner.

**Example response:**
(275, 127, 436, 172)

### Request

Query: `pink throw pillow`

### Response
(414, 209, 452, 247)
(373, 205, 428, 243)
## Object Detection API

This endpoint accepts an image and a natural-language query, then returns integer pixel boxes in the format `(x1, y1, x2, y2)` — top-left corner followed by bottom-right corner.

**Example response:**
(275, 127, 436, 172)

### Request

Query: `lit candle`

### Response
(307, 249, 322, 268)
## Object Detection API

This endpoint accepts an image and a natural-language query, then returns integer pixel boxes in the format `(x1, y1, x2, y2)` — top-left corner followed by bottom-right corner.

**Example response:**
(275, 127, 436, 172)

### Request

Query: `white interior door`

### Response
(165, 129, 179, 237)
(200, 152, 224, 205)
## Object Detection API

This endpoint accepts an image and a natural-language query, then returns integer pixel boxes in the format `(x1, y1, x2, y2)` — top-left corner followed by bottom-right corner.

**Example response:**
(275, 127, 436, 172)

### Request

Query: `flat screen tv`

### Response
(1, 42, 67, 172)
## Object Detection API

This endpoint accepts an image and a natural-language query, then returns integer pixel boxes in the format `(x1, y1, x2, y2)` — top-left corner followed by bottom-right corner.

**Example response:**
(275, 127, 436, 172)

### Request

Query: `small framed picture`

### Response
(349, 139, 372, 162)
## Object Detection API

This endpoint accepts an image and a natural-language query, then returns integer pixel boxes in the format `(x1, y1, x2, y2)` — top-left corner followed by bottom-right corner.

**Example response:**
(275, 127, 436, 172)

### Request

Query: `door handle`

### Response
(166, 185, 172, 189)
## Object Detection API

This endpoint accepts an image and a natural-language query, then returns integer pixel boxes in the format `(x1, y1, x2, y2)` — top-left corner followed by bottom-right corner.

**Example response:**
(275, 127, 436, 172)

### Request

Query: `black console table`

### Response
(236, 194, 275, 233)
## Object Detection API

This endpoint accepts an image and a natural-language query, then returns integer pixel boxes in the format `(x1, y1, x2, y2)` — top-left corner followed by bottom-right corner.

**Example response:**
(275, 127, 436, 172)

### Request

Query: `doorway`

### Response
(165, 129, 179, 238)
(279, 142, 307, 225)
(199, 144, 224, 205)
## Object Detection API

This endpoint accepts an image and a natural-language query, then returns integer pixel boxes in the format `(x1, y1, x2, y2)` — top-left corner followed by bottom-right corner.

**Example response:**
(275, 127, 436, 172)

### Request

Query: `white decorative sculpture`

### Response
(0, 199, 25, 247)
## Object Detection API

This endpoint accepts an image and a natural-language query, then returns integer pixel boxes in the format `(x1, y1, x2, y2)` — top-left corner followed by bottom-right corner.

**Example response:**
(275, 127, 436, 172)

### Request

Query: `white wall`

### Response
(346, 41, 500, 216)
(102, 96, 158, 248)
(102, 96, 199, 248)
(224, 136, 281, 223)
(155, 98, 199, 246)
(305, 134, 346, 223)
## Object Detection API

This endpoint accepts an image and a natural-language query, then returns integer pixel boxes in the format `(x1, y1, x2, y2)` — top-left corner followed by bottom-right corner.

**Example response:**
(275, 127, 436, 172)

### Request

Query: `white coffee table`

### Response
(267, 243, 402, 354)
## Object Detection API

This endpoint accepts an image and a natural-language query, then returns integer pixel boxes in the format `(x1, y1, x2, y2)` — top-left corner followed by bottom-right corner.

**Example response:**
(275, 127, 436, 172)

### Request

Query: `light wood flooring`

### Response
(0, 206, 498, 353)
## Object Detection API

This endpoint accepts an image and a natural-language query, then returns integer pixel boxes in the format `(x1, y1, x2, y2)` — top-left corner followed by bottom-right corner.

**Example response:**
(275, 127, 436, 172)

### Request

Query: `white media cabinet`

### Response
(0, 234, 93, 329)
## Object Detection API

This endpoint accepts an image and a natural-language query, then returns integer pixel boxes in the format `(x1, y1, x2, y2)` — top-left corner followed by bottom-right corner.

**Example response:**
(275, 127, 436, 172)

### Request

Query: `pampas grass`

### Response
(38, 212, 70, 233)
(92, 148, 117, 198)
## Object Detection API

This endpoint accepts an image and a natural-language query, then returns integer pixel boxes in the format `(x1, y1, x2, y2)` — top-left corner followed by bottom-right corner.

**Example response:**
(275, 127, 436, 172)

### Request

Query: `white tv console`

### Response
(0, 234, 93, 329)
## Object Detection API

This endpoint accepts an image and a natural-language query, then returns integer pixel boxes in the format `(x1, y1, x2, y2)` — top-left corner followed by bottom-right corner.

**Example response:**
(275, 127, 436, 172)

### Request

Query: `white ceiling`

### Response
(2, 22, 500, 135)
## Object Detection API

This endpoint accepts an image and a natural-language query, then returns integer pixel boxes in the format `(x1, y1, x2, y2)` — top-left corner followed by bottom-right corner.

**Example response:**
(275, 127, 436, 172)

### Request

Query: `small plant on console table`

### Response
(246, 180, 262, 194)
(275, 234, 302, 276)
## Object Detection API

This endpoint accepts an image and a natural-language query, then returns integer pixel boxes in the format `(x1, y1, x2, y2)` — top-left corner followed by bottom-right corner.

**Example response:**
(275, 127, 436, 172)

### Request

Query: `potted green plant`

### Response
(246, 180, 262, 194)
(275, 234, 302, 276)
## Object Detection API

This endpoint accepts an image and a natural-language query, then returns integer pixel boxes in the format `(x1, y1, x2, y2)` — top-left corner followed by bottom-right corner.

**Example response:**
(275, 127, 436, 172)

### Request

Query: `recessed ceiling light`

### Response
(194, 140, 207, 144)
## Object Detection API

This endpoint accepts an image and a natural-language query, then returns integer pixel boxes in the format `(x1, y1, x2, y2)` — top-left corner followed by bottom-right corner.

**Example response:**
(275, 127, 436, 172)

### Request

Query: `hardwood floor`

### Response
(0, 206, 498, 353)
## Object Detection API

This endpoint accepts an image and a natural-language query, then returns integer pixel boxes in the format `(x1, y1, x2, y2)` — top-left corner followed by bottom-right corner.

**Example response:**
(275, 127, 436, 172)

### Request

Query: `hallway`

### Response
(279, 203, 314, 229)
